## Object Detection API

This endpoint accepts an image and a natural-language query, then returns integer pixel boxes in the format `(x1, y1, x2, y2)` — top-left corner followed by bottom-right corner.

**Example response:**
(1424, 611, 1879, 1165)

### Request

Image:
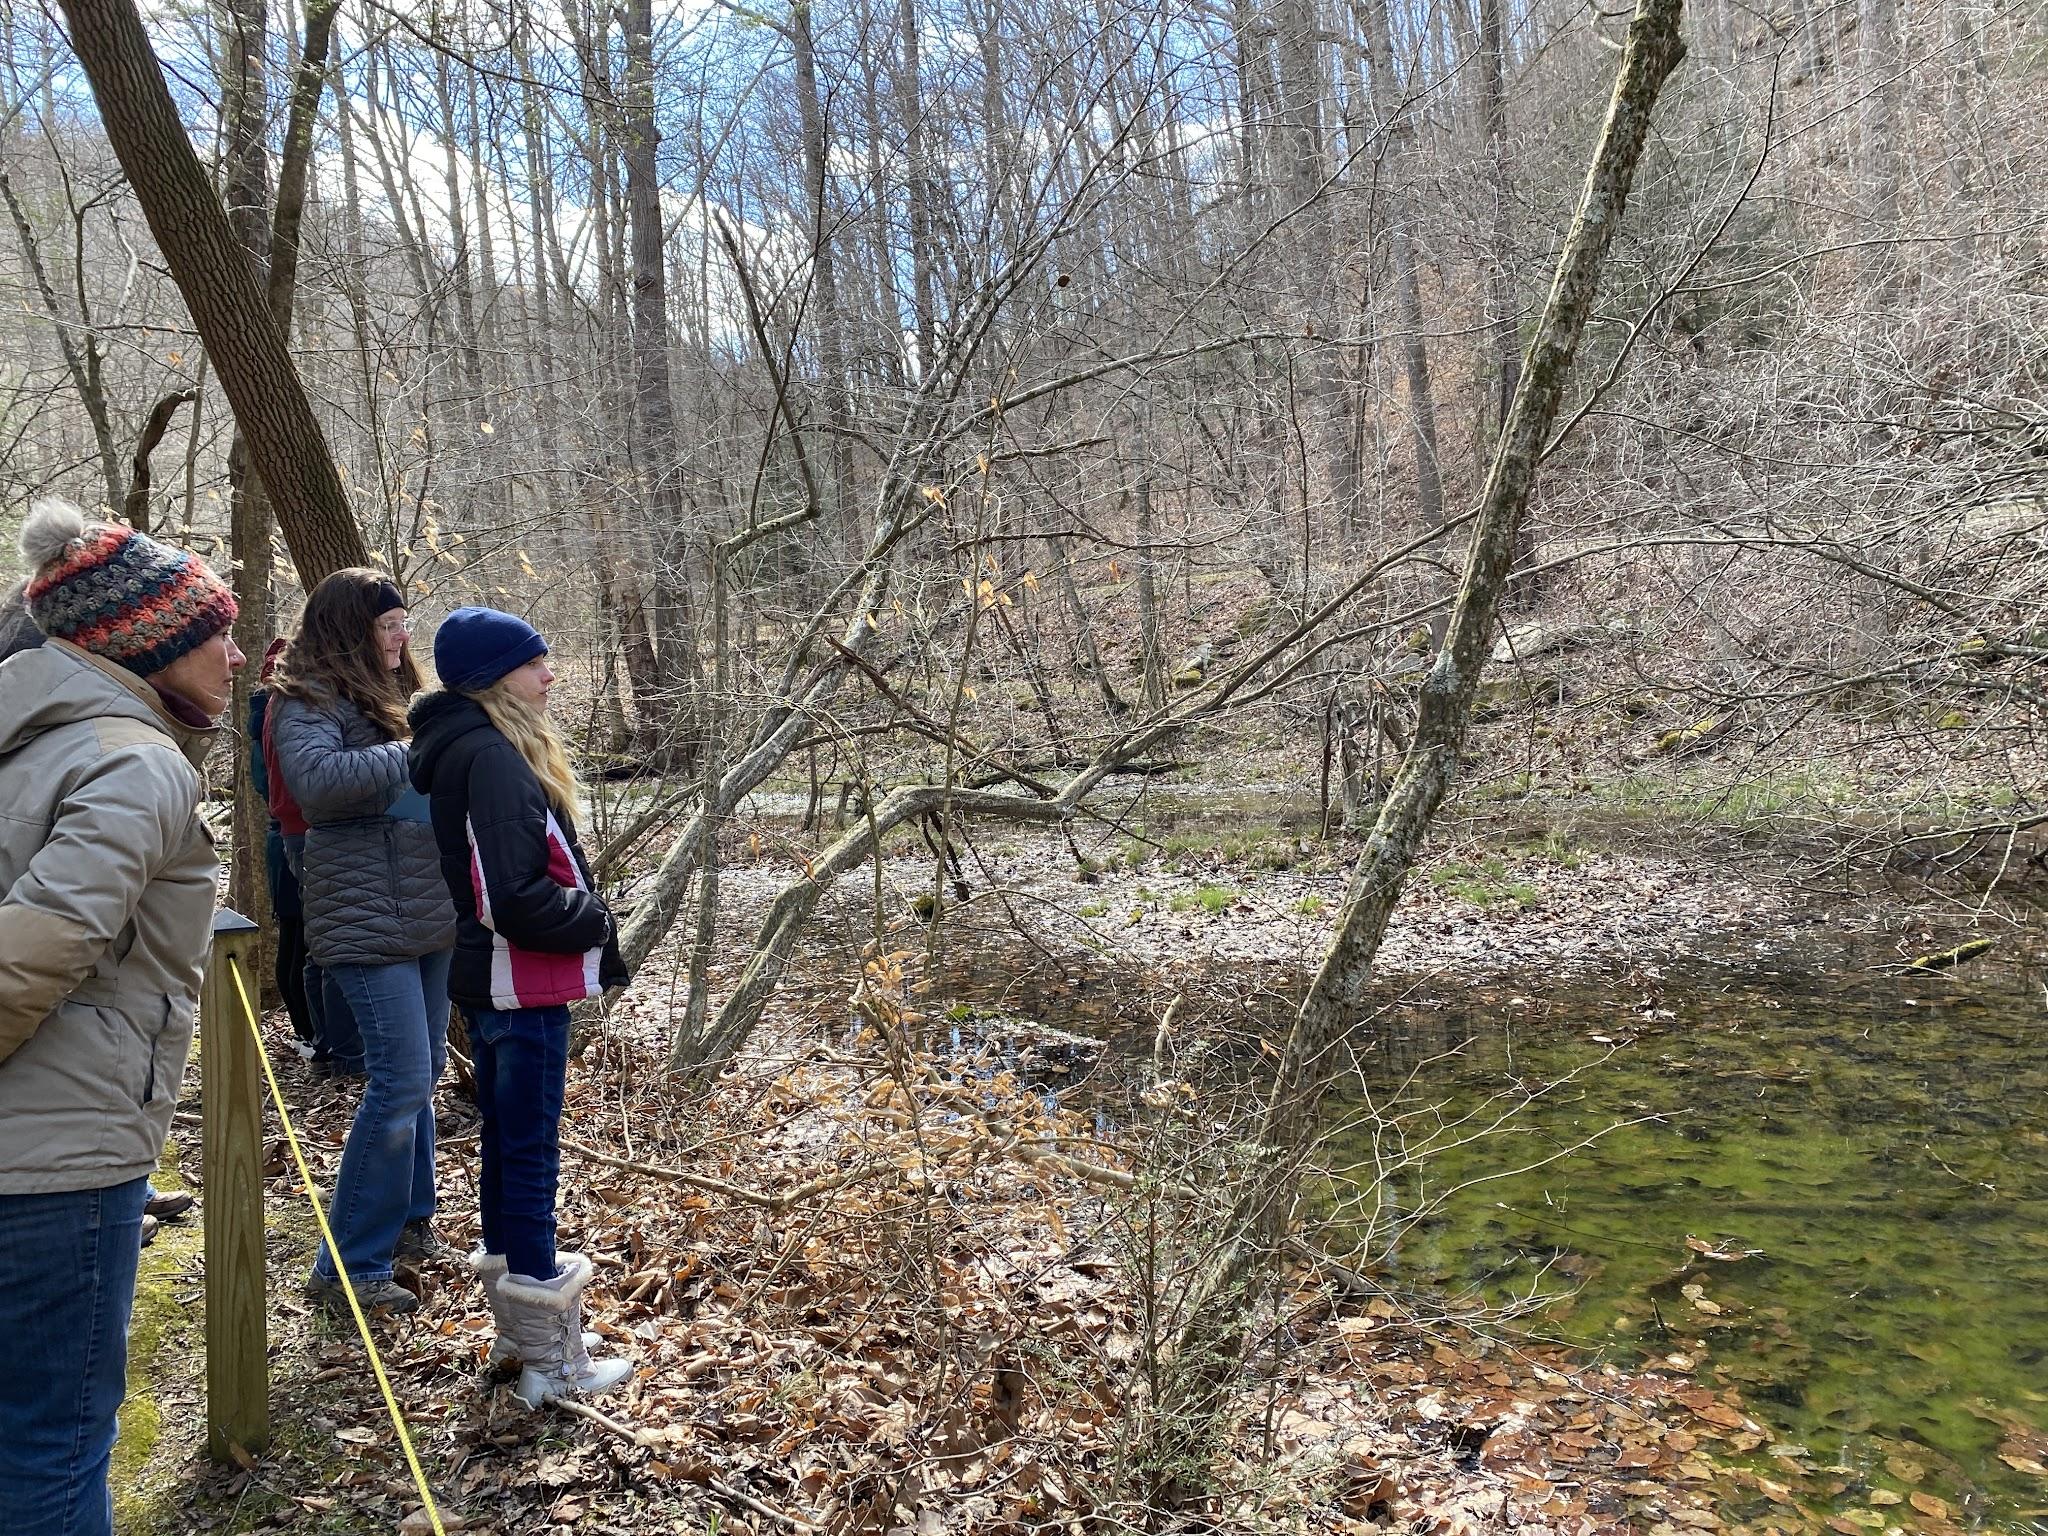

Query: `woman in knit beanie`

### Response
(16, 497, 242, 714)
(0, 501, 243, 1536)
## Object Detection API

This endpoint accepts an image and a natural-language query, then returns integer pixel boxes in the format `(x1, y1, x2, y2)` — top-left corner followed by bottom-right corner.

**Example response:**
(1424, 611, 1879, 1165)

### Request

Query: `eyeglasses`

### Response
(374, 616, 411, 638)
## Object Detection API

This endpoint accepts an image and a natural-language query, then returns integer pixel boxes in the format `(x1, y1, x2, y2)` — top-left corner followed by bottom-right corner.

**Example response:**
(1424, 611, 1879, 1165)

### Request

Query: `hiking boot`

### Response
(145, 1189, 195, 1220)
(395, 1219, 456, 1263)
(304, 1271, 419, 1316)
(495, 1254, 632, 1408)
(471, 1249, 598, 1369)
(140, 1214, 159, 1248)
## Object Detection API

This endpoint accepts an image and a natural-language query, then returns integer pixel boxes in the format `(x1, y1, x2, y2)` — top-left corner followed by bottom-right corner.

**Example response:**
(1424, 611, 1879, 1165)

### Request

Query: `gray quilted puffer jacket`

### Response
(269, 692, 455, 967)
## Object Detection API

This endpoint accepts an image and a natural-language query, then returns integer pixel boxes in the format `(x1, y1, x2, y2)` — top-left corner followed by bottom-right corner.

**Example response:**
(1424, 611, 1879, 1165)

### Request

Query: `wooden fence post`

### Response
(202, 907, 268, 1462)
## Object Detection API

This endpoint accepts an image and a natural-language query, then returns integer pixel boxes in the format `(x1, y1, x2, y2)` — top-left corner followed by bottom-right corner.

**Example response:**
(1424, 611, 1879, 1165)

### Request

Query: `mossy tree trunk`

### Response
(1161, 0, 1691, 1485)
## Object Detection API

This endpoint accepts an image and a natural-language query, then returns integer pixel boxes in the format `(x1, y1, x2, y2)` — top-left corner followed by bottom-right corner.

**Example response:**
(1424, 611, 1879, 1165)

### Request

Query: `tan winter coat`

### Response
(0, 639, 218, 1194)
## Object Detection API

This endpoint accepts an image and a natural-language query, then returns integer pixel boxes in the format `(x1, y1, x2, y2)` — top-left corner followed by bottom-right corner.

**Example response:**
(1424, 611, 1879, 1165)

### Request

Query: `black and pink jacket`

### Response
(407, 692, 627, 1012)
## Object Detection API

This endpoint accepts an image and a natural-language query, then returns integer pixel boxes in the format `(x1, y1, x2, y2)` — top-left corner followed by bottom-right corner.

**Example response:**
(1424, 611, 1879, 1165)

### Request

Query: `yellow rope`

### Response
(226, 956, 448, 1536)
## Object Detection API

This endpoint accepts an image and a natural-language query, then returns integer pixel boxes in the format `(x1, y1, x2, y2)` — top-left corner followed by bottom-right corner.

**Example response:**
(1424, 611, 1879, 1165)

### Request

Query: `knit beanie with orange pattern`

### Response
(18, 500, 238, 676)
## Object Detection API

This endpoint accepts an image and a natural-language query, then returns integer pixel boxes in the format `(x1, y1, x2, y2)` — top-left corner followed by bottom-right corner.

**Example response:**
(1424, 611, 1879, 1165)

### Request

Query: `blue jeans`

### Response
(469, 1006, 568, 1280)
(0, 1178, 150, 1536)
(314, 951, 452, 1285)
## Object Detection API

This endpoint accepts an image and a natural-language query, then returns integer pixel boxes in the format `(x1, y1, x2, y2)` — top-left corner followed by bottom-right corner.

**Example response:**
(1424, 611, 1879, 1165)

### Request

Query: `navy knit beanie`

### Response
(434, 606, 547, 692)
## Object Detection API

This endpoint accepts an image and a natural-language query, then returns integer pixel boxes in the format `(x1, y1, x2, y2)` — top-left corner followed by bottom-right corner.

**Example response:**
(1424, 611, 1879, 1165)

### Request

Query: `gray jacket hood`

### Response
(0, 639, 215, 769)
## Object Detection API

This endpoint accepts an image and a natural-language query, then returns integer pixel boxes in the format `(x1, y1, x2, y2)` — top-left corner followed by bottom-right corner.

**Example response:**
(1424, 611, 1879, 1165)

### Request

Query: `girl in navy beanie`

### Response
(407, 609, 631, 1405)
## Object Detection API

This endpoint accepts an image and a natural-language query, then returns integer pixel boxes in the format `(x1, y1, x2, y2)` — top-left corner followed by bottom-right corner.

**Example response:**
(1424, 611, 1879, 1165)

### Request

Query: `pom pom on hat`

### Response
(20, 500, 238, 676)
(19, 498, 87, 570)
(434, 606, 548, 693)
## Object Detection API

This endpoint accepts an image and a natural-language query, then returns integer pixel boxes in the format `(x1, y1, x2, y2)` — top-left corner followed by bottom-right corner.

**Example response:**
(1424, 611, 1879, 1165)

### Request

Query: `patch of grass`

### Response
(1150, 818, 1303, 872)
(1293, 894, 1328, 916)
(1169, 883, 1236, 915)
(1252, 840, 1298, 871)
(1579, 766, 1874, 827)
(1077, 900, 1109, 918)
(1518, 827, 1583, 870)
(1428, 857, 1541, 910)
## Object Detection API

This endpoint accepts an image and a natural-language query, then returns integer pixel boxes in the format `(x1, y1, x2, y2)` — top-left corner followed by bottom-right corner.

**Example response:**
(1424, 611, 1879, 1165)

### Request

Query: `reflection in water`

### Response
(916, 925, 2048, 1520)
(1321, 948, 2048, 1521)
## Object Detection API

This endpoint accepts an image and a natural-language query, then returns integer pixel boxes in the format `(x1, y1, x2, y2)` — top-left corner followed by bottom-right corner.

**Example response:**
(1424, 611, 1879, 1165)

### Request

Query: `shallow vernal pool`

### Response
(1337, 949, 2048, 1524)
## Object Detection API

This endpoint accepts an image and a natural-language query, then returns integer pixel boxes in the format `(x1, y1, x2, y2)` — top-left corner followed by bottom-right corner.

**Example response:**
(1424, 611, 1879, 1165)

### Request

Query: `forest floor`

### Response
(120, 754, 2030, 1536)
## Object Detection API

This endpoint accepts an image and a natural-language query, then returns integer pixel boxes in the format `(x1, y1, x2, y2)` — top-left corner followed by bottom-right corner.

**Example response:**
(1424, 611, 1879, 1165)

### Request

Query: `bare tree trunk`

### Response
(668, 556, 732, 1069)
(1857, 0, 1902, 296)
(1135, 467, 1168, 708)
(624, 0, 698, 771)
(790, 1, 856, 544)
(891, 0, 937, 373)
(123, 390, 198, 530)
(1273, 0, 1359, 532)
(54, 0, 368, 582)
(271, 0, 337, 324)
(0, 164, 124, 512)
(217, 0, 336, 942)
(1478, 0, 1521, 442)
(432, 49, 484, 402)
(1363, 0, 1446, 538)
(1166, 0, 1688, 1466)
(1786, 0, 1828, 82)
(216, 0, 274, 934)
(856, 50, 908, 391)
(1477, 0, 1536, 592)
(1050, 531, 1129, 717)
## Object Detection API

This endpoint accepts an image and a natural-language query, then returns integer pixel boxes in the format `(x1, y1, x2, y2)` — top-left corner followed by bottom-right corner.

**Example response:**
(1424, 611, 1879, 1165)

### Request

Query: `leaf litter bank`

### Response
(131, 865, 1919, 1536)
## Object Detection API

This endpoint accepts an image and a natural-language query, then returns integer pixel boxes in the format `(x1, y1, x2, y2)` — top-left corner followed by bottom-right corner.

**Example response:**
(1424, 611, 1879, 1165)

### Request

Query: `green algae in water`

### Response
(1322, 953, 2048, 1521)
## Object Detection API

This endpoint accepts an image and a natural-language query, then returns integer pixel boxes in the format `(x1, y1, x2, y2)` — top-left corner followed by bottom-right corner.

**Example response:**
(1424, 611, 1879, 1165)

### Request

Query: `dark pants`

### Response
(280, 834, 363, 1070)
(0, 1177, 150, 1536)
(469, 1005, 569, 1280)
(311, 966, 364, 1071)
(266, 826, 315, 1044)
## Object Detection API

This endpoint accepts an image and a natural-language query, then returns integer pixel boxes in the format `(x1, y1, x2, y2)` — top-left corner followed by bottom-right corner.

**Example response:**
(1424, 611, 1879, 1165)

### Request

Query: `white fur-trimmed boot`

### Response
(495, 1252, 633, 1408)
(471, 1249, 600, 1368)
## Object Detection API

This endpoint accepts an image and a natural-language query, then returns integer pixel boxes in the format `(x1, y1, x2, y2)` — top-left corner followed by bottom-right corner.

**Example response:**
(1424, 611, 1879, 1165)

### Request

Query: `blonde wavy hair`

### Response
(468, 677, 583, 831)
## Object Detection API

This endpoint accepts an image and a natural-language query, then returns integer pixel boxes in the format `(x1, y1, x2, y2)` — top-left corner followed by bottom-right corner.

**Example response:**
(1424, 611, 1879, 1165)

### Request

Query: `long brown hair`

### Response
(271, 568, 421, 739)
(469, 675, 583, 831)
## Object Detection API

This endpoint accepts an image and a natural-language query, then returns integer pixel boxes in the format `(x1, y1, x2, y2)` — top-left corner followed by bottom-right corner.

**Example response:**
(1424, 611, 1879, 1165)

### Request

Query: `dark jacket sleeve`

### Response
(466, 738, 612, 954)
(247, 690, 270, 803)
